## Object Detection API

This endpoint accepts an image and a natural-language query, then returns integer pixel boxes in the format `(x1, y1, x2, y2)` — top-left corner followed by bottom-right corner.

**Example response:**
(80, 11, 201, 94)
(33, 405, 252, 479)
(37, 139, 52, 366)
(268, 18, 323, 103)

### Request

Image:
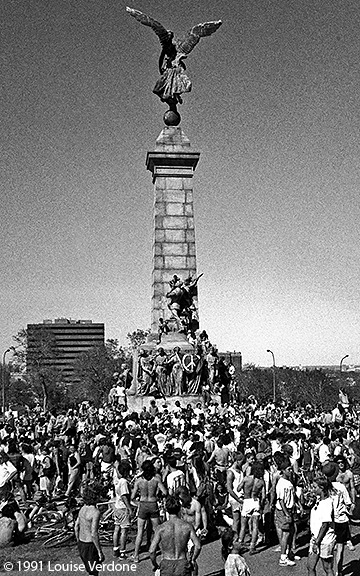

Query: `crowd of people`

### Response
(0, 390, 359, 575)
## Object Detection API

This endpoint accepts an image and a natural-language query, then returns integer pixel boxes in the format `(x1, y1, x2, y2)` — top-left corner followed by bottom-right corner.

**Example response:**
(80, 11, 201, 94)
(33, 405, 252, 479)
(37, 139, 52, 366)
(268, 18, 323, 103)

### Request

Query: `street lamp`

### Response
(340, 355, 349, 373)
(267, 349, 276, 404)
(1, 348, 11, 417)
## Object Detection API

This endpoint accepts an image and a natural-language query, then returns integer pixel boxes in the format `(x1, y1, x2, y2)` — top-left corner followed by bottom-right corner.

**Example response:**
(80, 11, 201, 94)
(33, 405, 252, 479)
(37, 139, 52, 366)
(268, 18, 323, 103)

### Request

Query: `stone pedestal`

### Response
(146, 126, 200, 333)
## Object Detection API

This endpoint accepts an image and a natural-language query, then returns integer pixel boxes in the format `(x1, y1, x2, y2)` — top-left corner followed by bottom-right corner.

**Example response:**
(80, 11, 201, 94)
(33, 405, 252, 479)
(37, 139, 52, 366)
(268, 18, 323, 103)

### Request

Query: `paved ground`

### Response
(1, 525, 359, 575)
(118, 526, 360, 576)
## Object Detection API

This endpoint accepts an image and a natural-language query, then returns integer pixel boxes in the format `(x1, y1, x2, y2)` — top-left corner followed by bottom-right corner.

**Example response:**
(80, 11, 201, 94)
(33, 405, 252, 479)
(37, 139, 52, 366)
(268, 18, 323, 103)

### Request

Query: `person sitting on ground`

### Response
(0, 484, 27, 548)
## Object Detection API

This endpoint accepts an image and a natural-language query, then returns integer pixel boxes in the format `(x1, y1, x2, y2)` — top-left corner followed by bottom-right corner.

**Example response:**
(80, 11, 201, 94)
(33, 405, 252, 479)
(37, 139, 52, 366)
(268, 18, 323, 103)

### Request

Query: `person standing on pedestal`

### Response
(206, 347, 219, 392)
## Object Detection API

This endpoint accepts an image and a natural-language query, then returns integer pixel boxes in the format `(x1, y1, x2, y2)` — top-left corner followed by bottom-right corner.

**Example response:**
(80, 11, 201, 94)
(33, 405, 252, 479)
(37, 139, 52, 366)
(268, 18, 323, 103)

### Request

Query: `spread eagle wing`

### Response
(126, 7, 173, 47)
(176, 20, 222, 56)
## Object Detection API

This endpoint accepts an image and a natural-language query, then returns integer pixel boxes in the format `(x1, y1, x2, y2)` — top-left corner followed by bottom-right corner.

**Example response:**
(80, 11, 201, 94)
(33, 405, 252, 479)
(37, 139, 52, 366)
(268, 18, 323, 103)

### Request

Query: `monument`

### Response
(126, 8, 225, 403)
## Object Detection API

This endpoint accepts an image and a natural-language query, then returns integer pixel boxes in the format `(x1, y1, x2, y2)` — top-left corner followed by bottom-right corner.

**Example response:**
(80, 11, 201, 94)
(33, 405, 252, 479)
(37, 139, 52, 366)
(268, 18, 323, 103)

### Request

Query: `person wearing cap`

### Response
(322, 461, 354, 576)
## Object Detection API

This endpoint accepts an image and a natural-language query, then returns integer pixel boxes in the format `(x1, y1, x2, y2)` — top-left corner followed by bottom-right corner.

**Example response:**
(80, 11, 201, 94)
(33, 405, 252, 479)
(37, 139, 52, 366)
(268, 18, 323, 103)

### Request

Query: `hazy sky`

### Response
(1, 0, 360, 367)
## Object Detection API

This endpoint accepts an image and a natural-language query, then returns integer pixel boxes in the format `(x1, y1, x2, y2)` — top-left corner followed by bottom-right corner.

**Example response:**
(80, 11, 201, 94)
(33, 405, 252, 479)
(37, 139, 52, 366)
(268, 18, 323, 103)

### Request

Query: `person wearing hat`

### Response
(322, 461, 354, 576)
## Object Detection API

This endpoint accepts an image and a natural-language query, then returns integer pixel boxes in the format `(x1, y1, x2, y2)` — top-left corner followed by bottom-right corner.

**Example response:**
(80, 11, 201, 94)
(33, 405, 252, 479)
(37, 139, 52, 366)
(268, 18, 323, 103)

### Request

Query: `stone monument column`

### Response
(146, 126, 200, 342)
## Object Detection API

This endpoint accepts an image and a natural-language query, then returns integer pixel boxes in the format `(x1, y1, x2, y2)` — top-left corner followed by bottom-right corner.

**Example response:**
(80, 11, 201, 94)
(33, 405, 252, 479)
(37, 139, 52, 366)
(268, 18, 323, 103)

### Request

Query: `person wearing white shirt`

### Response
(275, 460, 297, 567)
(307, 474, 336, 576)
(323, 461, 354, 576)
(318, 438, 331, 464)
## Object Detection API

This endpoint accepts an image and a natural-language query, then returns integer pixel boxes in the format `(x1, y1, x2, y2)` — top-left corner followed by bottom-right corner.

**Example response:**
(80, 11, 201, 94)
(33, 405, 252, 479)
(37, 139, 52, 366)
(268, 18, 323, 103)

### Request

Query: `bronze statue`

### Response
(126, 7, 222, 123)
(166, 273, 203, 332)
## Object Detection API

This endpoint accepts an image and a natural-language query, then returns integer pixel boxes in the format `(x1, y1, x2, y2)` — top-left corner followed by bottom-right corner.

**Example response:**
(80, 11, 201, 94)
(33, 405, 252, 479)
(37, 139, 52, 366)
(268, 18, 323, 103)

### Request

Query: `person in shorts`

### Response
(238, 462, 265, 554)
(275, 458, 296, 567)
(323, 461, 353, 576)
(74, 482, 106, 576)
(75, 481, 106, 576)
(112, 461, 133, 559)
(149, 495, 201, 576)
(226, 453, 244, 542)
(307, 474, 336, 576)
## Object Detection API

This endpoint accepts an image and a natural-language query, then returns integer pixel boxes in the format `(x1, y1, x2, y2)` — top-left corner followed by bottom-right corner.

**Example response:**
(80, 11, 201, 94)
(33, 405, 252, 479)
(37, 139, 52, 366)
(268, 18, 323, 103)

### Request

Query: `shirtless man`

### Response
(131, 460, 167, 562)
(74, 482, 105, 576)
(226, 452, 244, 541)
(149, 495, 201, 576)
(208, 439, 230, 486)
(336, 455, 356, 550)
(177, 486, 201, 531)
(238, 462, 266, 554)
(336, 456, 356, 504)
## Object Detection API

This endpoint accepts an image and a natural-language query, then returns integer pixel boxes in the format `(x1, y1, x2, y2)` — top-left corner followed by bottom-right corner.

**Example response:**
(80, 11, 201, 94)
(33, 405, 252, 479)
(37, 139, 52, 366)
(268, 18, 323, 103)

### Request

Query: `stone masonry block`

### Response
(154, 202, 166, 216)
(166, 177, 184, 189)
(186, 256, 196, 269)
(185, 190, 193, 203)
(163, 190, 186, 203)
(154, 244, 162, 256)
(155, 177, 166, 190)
(153, 282, 164, 296)
(153, 269, 164, 282)
(163, 216, 187, 229)
(155, 190, 165, 202)
(154, 256, 164, 268)
(155, 230, 165, 242)
(164, 256, 187, 268)
(155, 215, 164, 228)
(188, 243, 196, 256)
(166, 203, 185, 216)
(162, 243, 188, 256)
(184, 203, 193, 216)
(187, 217, 194, 228)
(164, 229, 185, 242)
(186, 230, 195, 242)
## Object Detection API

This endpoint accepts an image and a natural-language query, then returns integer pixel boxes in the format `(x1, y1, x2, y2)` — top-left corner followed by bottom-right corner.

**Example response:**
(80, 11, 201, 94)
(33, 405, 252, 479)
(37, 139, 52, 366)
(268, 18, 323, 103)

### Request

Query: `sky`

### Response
(1, 0, 360, 368)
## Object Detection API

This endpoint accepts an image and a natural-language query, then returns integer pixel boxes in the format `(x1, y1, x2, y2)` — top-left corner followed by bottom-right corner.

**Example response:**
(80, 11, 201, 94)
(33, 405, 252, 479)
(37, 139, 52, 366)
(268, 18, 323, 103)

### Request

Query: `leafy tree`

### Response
(72, 340, 128, 406)
(238, 365, 340, 410)
(126, 328, 150, 349)
(11, 328, 66, 411)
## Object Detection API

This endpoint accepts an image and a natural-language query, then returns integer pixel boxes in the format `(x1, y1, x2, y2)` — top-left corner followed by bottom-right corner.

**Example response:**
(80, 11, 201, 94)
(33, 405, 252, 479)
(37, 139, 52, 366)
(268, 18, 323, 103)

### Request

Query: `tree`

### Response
(72, 340, 128, 406)
(126, 328, 150, 349)
(11, 328, 67, 411)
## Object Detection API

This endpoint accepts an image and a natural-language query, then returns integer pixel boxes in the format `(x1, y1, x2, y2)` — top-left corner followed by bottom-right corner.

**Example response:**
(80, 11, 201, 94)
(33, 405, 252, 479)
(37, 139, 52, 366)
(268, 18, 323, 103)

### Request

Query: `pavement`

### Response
(99, 524, 360, 576)
(2, 525, 359, 575)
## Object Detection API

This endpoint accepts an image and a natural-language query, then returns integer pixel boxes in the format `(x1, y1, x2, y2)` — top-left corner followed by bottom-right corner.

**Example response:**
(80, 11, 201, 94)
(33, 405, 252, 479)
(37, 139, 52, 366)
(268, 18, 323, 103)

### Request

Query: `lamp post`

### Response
(340, 354, 349, 373)
(267, 349, 276, 404)
(1, 348, 11, 417)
